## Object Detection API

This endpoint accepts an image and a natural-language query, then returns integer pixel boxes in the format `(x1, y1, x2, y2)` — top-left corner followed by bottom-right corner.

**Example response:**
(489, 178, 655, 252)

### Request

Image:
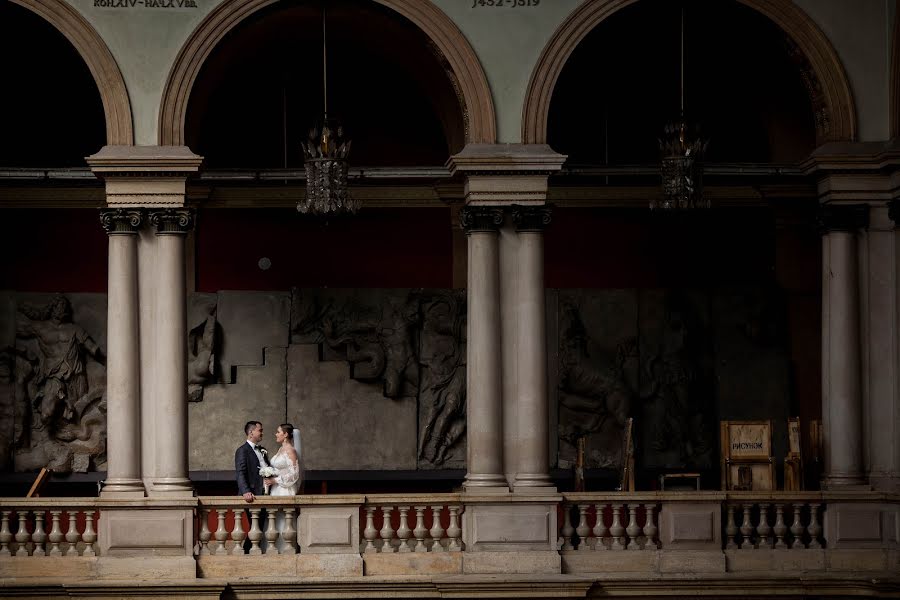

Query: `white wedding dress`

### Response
(269, 450, 300, 496)
(269, 449, 300, 552)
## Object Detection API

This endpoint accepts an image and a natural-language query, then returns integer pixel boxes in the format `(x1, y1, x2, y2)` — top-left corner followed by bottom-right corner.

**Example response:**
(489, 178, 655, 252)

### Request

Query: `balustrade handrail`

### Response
(562, 491, 900, 503)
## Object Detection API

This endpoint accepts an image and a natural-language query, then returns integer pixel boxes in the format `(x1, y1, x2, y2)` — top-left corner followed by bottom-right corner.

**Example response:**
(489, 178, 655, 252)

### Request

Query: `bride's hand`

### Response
(263, 477, 276, 487)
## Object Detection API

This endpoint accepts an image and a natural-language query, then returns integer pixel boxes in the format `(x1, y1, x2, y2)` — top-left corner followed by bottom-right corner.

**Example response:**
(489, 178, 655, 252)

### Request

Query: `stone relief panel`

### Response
(291, 288, 420, 399)
(417, 290, 466, 469)
(6, 294, 108, 473)
(187, 293, 218, 402)
(638, 290, 715, 470)
(556, 290, 640, 470)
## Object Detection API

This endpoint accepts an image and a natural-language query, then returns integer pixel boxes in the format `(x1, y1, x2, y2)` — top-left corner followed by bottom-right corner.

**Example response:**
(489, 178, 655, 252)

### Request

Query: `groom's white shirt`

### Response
(247, 439, 265, 467)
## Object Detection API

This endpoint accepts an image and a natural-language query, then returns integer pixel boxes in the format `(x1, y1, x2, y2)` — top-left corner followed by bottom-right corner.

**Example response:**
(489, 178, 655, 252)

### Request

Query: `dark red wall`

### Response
(195, 208, 453, 291)
(545, 207, 776, 288)
(0, 209, 107, 292)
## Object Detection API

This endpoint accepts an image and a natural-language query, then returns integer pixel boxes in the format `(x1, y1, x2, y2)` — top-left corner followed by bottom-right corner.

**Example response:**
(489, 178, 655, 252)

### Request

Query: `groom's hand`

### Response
(243, 492, 255, 503)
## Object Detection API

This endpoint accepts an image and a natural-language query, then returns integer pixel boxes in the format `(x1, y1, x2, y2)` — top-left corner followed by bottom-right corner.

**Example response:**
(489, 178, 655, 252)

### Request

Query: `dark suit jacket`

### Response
(235, 442, 268, 496)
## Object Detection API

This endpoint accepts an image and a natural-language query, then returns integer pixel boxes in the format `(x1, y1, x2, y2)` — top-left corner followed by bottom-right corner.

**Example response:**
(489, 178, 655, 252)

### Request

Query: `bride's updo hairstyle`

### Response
(280, 423, 295, 438)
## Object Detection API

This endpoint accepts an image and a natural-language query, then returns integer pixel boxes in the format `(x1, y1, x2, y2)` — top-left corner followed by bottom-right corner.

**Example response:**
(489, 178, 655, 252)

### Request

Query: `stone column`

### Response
(511, 205, 553, 490)
(460, 206, 507, 489)
(99, 208, 144, 497)
(147, 208, 194, 495)
(819, 203, 869, 487)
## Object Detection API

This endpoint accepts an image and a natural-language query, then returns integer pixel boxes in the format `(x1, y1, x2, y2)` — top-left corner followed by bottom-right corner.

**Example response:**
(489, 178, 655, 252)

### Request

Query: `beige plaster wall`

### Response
(62, 0, 893, 147)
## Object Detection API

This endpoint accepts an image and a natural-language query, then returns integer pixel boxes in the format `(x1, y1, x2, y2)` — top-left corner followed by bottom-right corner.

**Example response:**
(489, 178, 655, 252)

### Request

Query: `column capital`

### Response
(511, 204, 552, 232)
(148, 208, 194, 235)
(817, 203, 869, 234)
(460, 206, 504, 234)
(100, 208, 143, 235)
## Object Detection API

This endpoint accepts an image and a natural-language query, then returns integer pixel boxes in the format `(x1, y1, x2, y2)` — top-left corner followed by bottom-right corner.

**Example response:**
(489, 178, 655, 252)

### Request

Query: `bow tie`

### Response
(255, 445, 264, 451)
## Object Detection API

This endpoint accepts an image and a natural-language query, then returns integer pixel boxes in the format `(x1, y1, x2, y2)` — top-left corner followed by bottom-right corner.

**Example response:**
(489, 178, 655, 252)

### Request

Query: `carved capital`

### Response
(99, 208, 143, 235)
(148, 208, 194, 235)
(817, 204, 869, 234)
(511, 204, 552, 232)
(459, 206, 504, 234)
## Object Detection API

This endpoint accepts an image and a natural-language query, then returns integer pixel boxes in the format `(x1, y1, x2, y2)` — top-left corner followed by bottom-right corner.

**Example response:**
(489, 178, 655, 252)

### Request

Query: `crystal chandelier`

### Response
(654, 6, 708, 210)
(298, 4, 357, 215)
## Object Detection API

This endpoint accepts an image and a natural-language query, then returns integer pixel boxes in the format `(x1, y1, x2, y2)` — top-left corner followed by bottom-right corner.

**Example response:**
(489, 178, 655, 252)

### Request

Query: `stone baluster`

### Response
(31, 511, 46, 556)
(0, 510, 13, 556)
(1, 511, 12, 556)
(609, 504, 625, 550)
(725, 504, 738, 549)
(65, 512, 80, 557)
(281, 508, 297, 555)
(82, 511, 96, 556)
(363, 507, 378, 553)
(642, 504, 658, 550)
(447, 505, 462, 551)
(14, 511, 29, 556)
(16, 510, 31, 556)
(412, 506, 428, 553)
(379, 506, 396, 553)
(625, 505, 641, 550)
(592, 504, 608, 550)
(396, 506, 412, 553)
(756, 504, 772, 549)
(230, 510, 246, 555)
(265, 512, 279, 555)
(429, 506, 445, 552)
(47, 511, 63, 556)
(247, 508, 263, 555)
(773, 504, 788, 549)
(560, 503, 575, 551)
(739, 504, 754, 550)
(808, 504, 823, 549)
(790, 504, 805, 549)
(214, 510, 228, 555)
(576, 504, 590, 551)
(198, 509, 211, 555)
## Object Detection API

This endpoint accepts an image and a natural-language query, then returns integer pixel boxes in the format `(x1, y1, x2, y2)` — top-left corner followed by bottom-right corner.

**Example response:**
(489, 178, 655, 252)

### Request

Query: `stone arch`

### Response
(11, 0, 133, 146)
(159, 0, 496, 146)
(522, 0, 856, 146)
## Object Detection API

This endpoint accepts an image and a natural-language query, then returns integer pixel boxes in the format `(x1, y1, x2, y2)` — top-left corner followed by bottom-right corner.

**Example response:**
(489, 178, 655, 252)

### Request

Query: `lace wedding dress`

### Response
(269, 449, 300, 552)
(269, 450, 300, 496)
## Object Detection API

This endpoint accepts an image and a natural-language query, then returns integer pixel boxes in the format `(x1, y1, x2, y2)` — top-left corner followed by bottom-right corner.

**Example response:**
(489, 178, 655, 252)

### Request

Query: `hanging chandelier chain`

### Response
(322, 2, 328, 119)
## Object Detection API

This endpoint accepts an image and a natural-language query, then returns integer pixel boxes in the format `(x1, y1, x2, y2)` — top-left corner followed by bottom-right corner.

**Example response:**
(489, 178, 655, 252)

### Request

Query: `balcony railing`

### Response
(0, 490, 896, 581)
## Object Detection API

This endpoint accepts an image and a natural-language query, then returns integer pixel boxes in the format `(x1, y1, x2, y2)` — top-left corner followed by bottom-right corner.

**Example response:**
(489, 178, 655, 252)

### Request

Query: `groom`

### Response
(235, 421, 268, 552)
(236, 421, 268, 501)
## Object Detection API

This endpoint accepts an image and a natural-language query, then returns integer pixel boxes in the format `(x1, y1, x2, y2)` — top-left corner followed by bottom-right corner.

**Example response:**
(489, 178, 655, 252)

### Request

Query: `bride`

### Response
(263, 423, 302, 551)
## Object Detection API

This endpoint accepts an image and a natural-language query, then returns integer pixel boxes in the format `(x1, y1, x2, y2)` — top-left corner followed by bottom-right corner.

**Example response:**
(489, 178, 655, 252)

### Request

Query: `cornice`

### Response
(86, 145, 203, 176)
(447, 144, 567, 177)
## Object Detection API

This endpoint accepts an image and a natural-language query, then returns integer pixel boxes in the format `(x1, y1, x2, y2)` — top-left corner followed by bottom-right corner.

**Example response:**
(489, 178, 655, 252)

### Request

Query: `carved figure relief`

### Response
(14, 295, 107, 473)
(417, 290, 466, 468)
(291, 289, 420, 399)
(557, 296, 639, 469)
(188, 308, 218, 402)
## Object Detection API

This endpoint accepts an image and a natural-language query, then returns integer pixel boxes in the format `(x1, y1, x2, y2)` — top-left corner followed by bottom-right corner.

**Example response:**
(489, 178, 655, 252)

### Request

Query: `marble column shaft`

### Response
(820, 204, 869, 487)
(461, 207, 507, 489)
(512, 206, 553, 488)
(100, 209, 144, 496)
(148, 209, 194, 495)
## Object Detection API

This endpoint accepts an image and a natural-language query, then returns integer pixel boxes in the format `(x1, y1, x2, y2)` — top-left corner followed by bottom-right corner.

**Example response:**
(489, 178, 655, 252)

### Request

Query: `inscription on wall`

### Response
(93, 0, 198, 8)
(471, 0, 540, 8)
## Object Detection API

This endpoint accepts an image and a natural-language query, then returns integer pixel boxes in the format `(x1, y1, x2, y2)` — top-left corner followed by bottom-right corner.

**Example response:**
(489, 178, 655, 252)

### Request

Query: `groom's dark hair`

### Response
(244, 421, 262, 436)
